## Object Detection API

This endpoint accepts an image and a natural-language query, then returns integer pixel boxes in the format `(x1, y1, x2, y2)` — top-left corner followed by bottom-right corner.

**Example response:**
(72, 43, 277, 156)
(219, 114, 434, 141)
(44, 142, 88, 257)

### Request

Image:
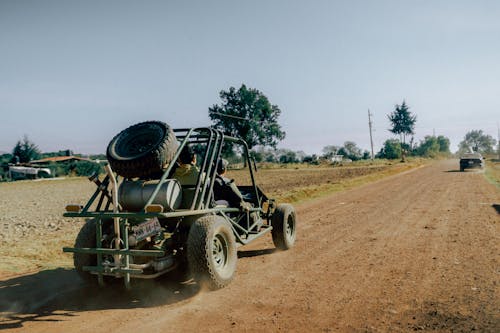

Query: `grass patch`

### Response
(274, 160, 424, 204)
(484, 159, 500, 189)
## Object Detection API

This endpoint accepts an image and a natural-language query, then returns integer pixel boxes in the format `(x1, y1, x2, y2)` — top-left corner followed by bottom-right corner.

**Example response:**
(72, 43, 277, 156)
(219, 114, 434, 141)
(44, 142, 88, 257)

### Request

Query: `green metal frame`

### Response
(63, 127, 275, 288)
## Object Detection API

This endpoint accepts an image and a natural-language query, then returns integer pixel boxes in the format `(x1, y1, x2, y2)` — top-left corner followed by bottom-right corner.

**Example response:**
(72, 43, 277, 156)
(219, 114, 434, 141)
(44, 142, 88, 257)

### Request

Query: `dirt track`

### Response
(1, 160, 499, 332)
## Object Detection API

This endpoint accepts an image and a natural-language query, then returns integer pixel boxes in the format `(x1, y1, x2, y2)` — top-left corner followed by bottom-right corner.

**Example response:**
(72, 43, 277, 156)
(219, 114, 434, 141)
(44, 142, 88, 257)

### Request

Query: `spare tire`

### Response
(106, 121, 178, 179)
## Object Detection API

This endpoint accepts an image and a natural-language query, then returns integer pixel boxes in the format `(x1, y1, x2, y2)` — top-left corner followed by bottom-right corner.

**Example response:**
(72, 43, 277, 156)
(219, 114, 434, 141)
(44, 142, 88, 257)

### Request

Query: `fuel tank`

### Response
(118, 179, 182, 212)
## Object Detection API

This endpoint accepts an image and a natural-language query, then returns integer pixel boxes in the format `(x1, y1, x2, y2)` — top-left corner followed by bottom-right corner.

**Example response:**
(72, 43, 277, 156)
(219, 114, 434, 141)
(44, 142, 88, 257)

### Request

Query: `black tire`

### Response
(106, 121, 178, 179)
(271, 203, 297, 250)
(187, 215, 237, 290)
(74, 218, 99, 284)
(74, 219, 114, 285)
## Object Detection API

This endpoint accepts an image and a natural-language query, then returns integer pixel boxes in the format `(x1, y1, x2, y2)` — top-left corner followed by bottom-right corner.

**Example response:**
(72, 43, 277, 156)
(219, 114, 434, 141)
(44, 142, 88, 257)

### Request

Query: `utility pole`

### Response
(368, 109, 374, 160)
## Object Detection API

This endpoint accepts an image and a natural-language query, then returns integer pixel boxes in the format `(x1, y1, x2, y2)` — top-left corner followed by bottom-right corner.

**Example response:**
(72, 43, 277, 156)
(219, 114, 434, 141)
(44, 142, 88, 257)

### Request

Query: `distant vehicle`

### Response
(459, 153, 484, 172)
(8, 166, 52, 180)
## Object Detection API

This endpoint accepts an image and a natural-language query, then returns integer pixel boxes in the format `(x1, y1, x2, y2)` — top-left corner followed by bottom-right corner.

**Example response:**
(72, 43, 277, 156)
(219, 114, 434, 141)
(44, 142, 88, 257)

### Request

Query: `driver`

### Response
(213, 159, 251, 211)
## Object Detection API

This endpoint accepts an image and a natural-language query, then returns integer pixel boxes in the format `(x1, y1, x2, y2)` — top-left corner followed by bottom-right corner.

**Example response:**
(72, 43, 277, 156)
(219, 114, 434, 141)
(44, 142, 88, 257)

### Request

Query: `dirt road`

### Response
(1, 160, 498, 332)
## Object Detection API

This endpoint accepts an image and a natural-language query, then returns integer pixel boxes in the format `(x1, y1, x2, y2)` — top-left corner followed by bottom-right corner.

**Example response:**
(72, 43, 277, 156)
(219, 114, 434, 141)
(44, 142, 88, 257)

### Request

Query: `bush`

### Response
(377, 139, 402, 159)
(75, 161, 104, 176)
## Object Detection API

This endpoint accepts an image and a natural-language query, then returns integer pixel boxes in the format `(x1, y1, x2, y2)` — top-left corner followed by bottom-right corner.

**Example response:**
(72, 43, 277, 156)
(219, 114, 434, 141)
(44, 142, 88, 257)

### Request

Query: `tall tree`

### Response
(12, 135, 41, 163)
(458, 130, 497, 154)
(209, 85, 285, 152)
(387, 101, 417, 161)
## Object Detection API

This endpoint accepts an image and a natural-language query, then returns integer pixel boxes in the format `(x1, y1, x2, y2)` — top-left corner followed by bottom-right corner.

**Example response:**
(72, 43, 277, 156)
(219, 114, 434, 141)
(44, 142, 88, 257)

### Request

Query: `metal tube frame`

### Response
(63, 127, 274, 287)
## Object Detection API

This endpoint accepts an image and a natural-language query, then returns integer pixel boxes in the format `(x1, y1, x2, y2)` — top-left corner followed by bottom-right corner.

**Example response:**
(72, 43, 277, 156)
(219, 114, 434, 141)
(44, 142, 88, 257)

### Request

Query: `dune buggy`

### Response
(63, 122, 297, 290)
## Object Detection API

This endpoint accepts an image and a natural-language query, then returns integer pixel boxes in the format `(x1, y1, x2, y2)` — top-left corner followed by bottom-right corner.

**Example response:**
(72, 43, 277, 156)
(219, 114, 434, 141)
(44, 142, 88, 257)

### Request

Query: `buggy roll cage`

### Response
(64, 127, 268, 226)
(62, 127, 275, 288)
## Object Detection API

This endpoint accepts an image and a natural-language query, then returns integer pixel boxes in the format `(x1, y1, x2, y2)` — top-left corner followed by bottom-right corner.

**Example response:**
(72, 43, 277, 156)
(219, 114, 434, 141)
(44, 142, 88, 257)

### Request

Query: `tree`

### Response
(209, 84, 286, 152)
(436, 135, 451, 153)
(250, 146, 278, 163)
(458, 130, 497, 154)
(337, 141, 362, 161)
(376, 139, 402, 159)
(12, 135, 41, 163)
(388, 101, 417, 161)
(322, 145, 340, 159)
(416, 136, 440, 158)
(302, 154, 318, 164)
(277, 149, 298, 164)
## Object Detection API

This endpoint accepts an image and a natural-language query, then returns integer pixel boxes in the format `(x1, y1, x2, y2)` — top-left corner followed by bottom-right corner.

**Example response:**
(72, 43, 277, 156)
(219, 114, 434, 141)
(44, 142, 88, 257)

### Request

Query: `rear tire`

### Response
(106, 121, 178, 179)
(73, 219, 114, 285)
(187, 215, 237, 290)
(271, 204, 297, 250)
(74, 219, 99, 284)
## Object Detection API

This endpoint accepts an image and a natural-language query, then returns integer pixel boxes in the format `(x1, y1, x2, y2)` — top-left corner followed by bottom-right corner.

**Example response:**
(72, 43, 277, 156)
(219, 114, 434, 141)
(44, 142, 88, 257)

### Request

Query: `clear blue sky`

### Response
(1, 0, 499, 155)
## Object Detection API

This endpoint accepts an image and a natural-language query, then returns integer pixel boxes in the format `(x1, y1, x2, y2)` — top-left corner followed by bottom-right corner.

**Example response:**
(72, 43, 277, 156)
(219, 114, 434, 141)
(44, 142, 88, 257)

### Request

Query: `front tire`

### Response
(271, 204, 297, 250)
(187, 215, 237, 290)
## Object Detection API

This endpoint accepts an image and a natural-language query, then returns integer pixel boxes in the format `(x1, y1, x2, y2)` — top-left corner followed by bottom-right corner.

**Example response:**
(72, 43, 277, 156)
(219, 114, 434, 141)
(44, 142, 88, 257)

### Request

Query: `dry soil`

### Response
(0, 160, 498, 332)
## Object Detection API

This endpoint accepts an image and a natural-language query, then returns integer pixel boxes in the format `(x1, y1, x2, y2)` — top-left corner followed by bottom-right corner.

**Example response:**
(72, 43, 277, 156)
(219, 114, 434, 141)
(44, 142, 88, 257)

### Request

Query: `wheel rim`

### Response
(285, 215, 295, 240)
(212, 234, 228, 271)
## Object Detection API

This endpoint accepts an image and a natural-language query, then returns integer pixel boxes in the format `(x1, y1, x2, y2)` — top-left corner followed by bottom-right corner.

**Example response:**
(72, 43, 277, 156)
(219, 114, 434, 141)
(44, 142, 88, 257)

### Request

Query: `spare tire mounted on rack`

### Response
(106, 121, 178, 179)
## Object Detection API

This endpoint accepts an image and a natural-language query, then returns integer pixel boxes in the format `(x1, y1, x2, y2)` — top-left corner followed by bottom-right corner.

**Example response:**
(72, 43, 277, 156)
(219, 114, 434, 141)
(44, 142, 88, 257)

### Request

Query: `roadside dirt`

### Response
(0, 160, 498, 332)
(0, 162, 411, 275)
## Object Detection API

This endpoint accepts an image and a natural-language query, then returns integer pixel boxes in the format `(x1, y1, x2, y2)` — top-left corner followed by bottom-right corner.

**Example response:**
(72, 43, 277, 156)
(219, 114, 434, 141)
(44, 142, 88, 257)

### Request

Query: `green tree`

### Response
(416, 136, 440, 157)
(458, 130, 497, 154)
(338, 141, 363, 161)
(388, 101, 417, 161)
(209, 84, 286, 152)
(376, 139, 402, 159)
(278, 150, 298, 164)
(12, 135, 41, 163)
(436, 135, 451, 153)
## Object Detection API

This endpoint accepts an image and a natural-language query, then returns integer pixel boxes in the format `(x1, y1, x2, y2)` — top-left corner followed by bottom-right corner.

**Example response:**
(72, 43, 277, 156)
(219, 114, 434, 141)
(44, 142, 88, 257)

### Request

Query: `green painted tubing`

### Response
(83, 266, 143, 275)
(63, 247, 165, 257)
(63, 207, 260, 219)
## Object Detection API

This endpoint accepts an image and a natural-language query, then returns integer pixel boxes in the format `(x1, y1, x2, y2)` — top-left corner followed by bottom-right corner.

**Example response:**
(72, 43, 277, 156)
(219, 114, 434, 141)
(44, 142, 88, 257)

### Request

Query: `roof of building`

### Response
(30, 156, 90, 164)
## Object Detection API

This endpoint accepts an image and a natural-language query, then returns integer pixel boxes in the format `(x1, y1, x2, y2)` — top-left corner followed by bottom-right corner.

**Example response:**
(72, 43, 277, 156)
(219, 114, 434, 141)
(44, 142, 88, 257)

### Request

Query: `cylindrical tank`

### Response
(119, 179, 182, 212)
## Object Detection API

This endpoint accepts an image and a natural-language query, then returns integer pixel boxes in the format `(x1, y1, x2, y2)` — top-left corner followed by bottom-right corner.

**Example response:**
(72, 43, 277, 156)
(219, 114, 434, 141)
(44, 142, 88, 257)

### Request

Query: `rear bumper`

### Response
(460, 159, 484, 169)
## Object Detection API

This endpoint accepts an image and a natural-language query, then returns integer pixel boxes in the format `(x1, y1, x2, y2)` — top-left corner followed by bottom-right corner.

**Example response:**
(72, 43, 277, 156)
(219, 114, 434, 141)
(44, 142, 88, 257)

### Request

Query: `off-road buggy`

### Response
(63, 121, 297, 289)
